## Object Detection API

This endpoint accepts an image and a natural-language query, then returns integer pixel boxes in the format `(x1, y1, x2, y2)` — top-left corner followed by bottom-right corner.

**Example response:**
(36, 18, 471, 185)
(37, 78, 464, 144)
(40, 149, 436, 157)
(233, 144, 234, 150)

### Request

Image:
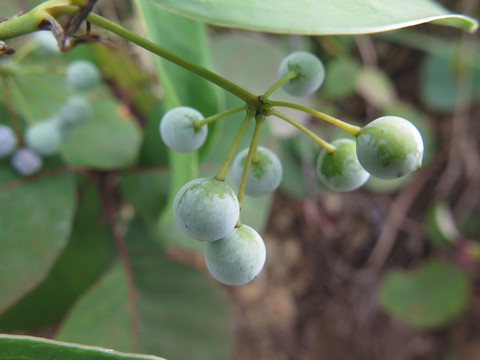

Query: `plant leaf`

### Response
(57, 219, 234, 359)
(0, 185, 112, 330)
(135, 1, 222, 250)
(145, 0, 478, 35)
(0, 334, 165, 360)
(379, 259, 469, 329)
(0, 165, 76, 315)
(60, 97, 142, 169)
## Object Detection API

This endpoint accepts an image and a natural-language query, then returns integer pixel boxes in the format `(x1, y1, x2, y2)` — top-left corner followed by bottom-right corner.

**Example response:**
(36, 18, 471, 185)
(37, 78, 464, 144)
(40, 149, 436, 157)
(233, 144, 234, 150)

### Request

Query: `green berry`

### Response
(278, 51, 325, 97)
(11, 148, 43, 175)
(0, 124, 18, 158)
(32, 31, 59, 54)
(231, 146, 283, 197)
(173, 178, 240, 241)
(159, 106, 207, 153)
(205, 224, 266, 286)
(356, 116, 424, 179)
(59, 96, 92, 125)
(25, 120, 62, 156)
(66, 60, 100, 91)
(317, 138, 370, 192)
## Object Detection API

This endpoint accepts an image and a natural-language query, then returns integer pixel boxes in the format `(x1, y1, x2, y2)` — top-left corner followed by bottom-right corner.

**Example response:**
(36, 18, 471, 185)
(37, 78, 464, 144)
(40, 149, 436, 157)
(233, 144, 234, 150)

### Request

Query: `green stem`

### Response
(263, 70, 296, 99)
(85, 12, 258, 105)
(2, 77, 24, 144)
(195, 105, 246, 129)
(236, 114, 264, 227)
(215, 110, 254, 181)
(271, 109, 336, 153)
(269, 100, 362, 136)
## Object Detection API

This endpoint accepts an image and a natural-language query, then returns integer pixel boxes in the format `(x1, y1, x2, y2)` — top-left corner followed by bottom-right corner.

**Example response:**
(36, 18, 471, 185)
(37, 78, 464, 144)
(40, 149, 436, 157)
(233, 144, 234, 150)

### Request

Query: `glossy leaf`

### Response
(146, 0, 478, 35)
(379, 260, 469, 329)
(0, 165, 76, 315)
(0, 334, 165, 360)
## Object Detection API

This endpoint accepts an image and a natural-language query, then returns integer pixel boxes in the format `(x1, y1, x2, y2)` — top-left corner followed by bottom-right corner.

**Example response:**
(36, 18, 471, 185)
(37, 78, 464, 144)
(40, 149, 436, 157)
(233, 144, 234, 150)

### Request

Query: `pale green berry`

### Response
(173, 178, 240, 241)
(159, 106, 207, 152)
(25, 120, 62, 156)
(66, 60, 100, 91)
(278, 51, 325, 97)
(0, 124, 18, 158)
(59, 96, 92, 125)
(356, 116, 424, 179)
(32, 31, 59, 54)
(231, 146, 283, 197)
(205, 224, 266, 286)
(317, 138, 370, 192)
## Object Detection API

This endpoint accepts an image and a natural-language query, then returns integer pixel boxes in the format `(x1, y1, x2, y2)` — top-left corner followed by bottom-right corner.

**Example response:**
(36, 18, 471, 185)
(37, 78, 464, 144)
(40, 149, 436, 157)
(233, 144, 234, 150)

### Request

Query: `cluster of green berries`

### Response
(278, 52, 424, 190)
(3, 57, 99, 176)
(158, 51, 424, 286)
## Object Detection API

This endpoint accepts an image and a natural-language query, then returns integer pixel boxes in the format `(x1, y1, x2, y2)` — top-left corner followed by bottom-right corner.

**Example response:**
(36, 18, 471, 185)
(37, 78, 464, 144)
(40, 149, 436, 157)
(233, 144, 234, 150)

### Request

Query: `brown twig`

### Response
(99, 173, 141, 352)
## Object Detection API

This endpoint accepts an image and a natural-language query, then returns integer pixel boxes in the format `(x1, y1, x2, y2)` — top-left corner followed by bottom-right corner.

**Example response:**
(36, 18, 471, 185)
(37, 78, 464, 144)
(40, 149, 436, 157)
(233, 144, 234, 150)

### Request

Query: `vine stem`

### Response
(269, 100, 362, 136)
(7, 76, 36, 125)
(215, 110, 254, 181)
(236, 114, 264, 227)
(83, 12, 258, 105)
(271, 109, 336, 153)
(194, 105, 246, 128)
(262, 70, 296, 99)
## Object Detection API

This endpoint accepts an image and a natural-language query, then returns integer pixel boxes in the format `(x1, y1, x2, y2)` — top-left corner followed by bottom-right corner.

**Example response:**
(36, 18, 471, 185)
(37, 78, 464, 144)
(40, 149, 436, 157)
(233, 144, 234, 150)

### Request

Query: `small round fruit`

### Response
(317, 138, 370, 191)
(0, 124, 18, 158)
(32, 31, 59, 54)
(59, 96, 92, 125)
(173, 178, 240, 241)
(205, 224, 266, 286)
(231, 146, 283, 197)
(25, 120, 63, 156)
(159, 106, 207, 152)
(11, 148, 43, 175)
(356, 116, 424, 179)
(278, 51, 325, 97)
(65, 60, 100, 91)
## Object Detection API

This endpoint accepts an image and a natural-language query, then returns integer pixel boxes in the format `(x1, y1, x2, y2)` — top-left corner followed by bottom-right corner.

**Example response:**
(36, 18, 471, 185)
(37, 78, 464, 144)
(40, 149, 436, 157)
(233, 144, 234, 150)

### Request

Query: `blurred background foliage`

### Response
(0, 0, 479, 359)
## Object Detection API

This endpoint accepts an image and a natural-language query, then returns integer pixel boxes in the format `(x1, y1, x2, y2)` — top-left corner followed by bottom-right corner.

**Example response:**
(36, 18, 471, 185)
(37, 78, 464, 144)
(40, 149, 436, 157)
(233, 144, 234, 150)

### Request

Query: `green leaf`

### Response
(323, 57, 361, 99)
(0, 334, 165, 360)
(420, 46, 480, 112)
(0, 165, 76, 315)
(146, 0, 478, 34)
(135, 1, 222, 250)
(426, 201, 460, 246)
(379, 260, 469, 329)
(60, 97, 142, 169)
(57, 220, 234, 360)
(0, 186, 112, 330)
(356, 67, 396, 108)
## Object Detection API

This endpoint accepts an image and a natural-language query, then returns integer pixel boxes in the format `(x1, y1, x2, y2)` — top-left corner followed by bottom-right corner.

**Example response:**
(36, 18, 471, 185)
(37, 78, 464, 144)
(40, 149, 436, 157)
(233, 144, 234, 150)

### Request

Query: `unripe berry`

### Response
(205, 224, 266, 286)
(356, 116, 424, 179)
(0, 124, 18, 158)
(25, 120, 63, 156)
(58, 96, 92, 125)
(11, 148, 43, 175)
(231, 146, 283, 197)
(278, 51, 325, 97)
(173, 178, 240, 241)
(317, 138, 370, 192)
(65, 60, 100, 91)
(32, 31, 59, 54)
(159, 106, 207, 152)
